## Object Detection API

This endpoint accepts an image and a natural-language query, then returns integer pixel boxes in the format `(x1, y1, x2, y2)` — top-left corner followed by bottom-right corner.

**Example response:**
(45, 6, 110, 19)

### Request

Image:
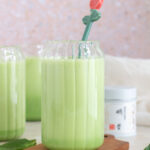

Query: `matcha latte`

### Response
(0, 47, 25, 141)
(42, 58, 104, 150)
(26, 57, 41, 121)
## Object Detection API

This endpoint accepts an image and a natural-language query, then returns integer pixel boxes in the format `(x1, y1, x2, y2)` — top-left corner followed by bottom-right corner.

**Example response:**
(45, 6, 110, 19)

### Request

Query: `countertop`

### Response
(2, 122, 150, 150)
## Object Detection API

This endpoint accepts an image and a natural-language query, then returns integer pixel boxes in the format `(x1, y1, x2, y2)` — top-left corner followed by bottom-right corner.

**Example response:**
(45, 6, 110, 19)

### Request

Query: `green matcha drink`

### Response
(42, 58, 104, 150)
(26, 57, 41, 121)
(0, 47, 25, 141)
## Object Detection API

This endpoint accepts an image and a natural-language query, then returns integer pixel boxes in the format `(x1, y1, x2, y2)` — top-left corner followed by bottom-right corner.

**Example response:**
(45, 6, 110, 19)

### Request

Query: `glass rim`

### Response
(0, 45, 21, 50)
(45, 40, 100, 44)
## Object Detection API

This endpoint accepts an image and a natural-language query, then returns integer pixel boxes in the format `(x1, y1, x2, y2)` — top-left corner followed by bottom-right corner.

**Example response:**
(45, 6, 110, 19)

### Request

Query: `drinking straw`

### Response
(78, 0, 104, 58)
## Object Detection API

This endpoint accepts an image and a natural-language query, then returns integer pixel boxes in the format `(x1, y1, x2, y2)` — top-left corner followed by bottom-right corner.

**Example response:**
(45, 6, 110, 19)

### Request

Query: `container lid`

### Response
(105, 86, 136, 101)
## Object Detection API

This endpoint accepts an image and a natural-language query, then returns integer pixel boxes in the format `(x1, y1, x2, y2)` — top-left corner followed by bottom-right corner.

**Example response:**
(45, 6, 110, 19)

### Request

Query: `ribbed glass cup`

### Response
(23, 44, 44, 121)
(41, 41, 104, 150)
(0, 46, 25, 141)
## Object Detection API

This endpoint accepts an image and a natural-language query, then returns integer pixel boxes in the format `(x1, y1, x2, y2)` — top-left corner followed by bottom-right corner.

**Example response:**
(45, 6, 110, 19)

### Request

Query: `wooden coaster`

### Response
(26, 135, 129, 150)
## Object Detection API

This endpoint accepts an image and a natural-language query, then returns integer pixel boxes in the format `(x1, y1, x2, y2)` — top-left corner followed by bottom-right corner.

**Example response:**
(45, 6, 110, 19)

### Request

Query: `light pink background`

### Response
(0, 0, 150, 58)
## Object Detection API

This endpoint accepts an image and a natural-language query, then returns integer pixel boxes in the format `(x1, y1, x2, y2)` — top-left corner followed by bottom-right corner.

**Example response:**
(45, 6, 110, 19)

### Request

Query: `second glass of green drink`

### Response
(42, 41, 104, 150)
(24, 45, 43, 121)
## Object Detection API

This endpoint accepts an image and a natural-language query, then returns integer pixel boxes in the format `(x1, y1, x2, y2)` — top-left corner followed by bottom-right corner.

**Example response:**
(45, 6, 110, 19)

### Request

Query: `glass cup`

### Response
(0, 46, 25, 141)
(23, 44, 44, 121)
(41, 41, 104, 150)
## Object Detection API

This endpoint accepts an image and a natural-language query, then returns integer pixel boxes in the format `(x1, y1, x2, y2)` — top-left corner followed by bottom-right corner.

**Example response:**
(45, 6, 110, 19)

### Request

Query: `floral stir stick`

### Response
(78, 0, 104, 58)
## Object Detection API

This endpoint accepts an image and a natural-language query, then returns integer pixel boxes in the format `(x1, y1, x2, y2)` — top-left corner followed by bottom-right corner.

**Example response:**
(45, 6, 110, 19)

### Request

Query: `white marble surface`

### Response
(2, 122, 150, 150)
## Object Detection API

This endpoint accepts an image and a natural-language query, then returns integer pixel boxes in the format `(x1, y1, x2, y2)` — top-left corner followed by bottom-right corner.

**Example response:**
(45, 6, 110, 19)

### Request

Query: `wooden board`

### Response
(26, 135, 129, 150)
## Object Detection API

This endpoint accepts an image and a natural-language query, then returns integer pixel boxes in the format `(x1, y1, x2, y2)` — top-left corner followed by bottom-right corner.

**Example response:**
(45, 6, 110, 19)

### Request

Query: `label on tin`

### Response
(105, 101, 136, 137)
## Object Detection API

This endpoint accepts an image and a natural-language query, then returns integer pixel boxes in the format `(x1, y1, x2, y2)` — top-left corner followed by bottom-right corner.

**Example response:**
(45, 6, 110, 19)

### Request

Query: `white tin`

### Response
(105, 87, 136, 137)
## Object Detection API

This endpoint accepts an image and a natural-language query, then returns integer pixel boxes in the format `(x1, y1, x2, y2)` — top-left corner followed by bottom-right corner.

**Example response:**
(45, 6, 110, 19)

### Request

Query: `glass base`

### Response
(50, 148, 97, 150)
(45, 146, 98, 150)
(0, 128, 24, 141)
(26, 118, 41, 121)
(43, 139, 104, 150)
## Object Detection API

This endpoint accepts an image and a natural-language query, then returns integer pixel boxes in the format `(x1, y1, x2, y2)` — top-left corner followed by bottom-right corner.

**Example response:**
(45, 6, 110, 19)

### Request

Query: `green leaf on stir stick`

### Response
(81, 9, 101, 41)
(82, 10, 101, 25)
(90, 9, 101, 22)
(144, 144, 150, 150)
(0, 139, 36, 150)
(82, 16, 91, 25)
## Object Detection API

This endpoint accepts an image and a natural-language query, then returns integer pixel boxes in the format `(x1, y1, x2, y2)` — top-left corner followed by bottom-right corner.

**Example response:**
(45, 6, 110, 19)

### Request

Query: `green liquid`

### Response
(0, 61, 25, 141)
(42, 58, 104, 150)
(26, 57, 41, 121)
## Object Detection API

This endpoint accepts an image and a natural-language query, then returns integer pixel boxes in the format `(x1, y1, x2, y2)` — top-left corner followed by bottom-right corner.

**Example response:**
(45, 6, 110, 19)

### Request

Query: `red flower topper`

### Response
(90, 0, 104, 10)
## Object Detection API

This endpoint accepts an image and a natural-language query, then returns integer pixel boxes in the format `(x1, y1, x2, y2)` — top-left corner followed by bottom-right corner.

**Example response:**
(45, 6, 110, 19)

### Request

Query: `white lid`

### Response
(105, 86, 136, 101)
